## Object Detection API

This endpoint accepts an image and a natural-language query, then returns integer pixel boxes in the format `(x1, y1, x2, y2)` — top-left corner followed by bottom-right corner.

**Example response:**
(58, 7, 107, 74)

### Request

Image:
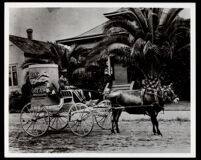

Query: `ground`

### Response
(8, 101, 190, 153)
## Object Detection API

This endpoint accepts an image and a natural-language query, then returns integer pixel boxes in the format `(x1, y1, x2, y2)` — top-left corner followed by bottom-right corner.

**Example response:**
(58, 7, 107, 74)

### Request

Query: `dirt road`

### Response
(8, 108, 190, 153)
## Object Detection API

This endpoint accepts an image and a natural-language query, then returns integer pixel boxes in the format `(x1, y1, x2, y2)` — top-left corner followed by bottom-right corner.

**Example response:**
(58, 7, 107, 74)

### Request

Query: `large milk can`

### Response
(29, 64, 59, 106)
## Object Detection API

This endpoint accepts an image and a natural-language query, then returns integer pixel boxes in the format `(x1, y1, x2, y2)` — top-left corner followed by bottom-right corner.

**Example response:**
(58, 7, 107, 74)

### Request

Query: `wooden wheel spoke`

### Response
(81, 120, 91, 130)
(69, 120, 78, 128)
(75, 122, 80, 132)
(80, 124, 86, 134)
(97, 116, 105, 123)
(68, 103, 93, 136)
(81, 113, 91, 121)
(21, 104, 50, 137)
(51, 117, 57, 127)
(25, 121, 34, 132)
(59, 117, 66, 123)
(33, 122, 39, 135)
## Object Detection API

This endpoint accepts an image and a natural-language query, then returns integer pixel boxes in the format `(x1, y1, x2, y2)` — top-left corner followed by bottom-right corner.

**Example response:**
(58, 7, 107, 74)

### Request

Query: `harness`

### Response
(141, 88, 165, 111)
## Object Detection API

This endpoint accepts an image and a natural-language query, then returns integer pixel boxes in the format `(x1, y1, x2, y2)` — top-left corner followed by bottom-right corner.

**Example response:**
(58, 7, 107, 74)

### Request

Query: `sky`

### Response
(9, 8, 190, 42)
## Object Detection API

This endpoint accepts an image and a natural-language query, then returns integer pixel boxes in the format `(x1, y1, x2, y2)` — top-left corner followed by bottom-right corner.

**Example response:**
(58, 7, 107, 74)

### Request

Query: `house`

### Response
(9, 29, 53, 94)
(8, 29, 33, 94)
(9, 40, 27, 94)
(56, 8, 137, 85)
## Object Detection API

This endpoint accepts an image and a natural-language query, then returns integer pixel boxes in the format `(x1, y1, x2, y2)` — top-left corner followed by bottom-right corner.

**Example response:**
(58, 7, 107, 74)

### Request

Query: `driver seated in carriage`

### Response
(44, 74, 69, 103)
(45, 73, 101, 107)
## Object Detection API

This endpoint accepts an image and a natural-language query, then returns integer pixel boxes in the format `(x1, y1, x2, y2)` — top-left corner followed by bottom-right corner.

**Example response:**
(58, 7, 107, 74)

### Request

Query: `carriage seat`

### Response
(44, 98, 64, 112)
(60, 89, 73, 97)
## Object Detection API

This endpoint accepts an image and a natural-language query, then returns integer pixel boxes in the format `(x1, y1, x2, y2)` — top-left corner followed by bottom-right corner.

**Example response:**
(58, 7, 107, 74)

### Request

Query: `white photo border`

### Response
(4, 2, 196, 158)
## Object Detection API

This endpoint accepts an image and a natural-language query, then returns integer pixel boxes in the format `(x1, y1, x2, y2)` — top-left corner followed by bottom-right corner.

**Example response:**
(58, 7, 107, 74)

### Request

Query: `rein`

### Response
(144, 91, 164, 99)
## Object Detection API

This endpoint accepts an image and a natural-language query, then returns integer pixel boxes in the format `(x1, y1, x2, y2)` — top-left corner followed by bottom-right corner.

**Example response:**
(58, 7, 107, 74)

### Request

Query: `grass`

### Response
(122, 117, 190, 122)
(165, 101, 190, 111)
(175, 117, 190, 122)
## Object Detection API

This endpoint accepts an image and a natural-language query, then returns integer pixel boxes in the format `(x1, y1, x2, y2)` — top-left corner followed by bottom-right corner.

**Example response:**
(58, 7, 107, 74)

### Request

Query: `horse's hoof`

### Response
(110, 130, 115, 134)
(109, 132, 115, 135)
(158, 132, 163, 136)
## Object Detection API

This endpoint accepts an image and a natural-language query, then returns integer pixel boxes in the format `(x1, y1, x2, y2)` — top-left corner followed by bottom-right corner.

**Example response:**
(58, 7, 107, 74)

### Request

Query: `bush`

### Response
(9, 91, 24, 113)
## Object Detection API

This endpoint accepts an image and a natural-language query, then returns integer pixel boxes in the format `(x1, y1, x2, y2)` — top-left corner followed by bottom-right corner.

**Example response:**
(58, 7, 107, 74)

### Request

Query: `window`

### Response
(9, 65, 18, 86)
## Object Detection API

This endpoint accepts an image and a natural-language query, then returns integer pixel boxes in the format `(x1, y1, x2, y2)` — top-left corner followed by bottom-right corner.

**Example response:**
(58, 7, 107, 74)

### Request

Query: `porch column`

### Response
(105, 56, 112, 75)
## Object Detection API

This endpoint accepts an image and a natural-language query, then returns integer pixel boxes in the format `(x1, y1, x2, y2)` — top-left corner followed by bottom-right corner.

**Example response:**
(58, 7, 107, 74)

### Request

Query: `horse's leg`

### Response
(150, 114, 157, 135)
(111, 108, 122, 133)
(146, 110, 156, 135)
(152, 112, 162, 136)
(115, 109, 122, 133)
(111, 108, 116, 133)
(155, 116, 162, 136)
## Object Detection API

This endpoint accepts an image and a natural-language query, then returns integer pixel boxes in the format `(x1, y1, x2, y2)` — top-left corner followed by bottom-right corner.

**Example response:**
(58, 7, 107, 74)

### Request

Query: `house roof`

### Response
(56, 22, 107, 44)
(9, 35, 52, 56)
(76, 22, 106, 38)
(56, 8, 134, 45)
(104, 8, 137, 21)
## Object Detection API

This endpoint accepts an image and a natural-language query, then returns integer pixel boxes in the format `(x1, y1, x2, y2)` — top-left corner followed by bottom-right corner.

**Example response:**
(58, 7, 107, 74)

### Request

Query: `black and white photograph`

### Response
(4, 2, 196, 158)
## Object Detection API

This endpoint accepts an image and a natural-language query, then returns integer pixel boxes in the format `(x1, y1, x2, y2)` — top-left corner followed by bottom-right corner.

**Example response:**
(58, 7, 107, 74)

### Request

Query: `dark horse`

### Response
(105, 84, 179, 136)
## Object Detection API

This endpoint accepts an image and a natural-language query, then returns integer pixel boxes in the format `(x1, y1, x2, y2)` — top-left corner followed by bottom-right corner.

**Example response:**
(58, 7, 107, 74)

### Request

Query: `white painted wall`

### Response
(9, 41, 27, 93)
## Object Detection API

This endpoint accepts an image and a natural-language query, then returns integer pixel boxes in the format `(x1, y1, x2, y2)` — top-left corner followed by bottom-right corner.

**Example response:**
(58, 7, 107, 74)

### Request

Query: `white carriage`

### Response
(20, 64, 112, 137)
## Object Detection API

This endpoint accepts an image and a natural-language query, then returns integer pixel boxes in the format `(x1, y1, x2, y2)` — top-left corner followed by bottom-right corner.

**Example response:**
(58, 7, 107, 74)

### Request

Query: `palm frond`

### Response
(71, 46, 90, 58)
(154, 8, 164, 21)
(109, 46, 131, 64)
(88, 43, 131, 64)
(108, 43, 131, 56)
(143, 40, 152, 55)
(161, 8, 183, 33)
(88, 34, 130, 59)
(160, 41, 173, 59)
(49, 44, 63, 70)
(131, 38, 146, 57)
(169, 26, 190, 42)
(147, 8, 163, 42)
(87, 49, 108, 65)
(103, 19, 137, 38)
(127, 8, 149, 33)
(69, 57, 78, 65)
(143, 41, 160, 56)
(107, 43, 130, 52)
(176, 44, 190, 53)
(97, 34, 131, 49)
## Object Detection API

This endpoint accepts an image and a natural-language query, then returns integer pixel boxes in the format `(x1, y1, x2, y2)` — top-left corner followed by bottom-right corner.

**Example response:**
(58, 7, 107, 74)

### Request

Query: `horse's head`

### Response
(160, 83, 179, 104)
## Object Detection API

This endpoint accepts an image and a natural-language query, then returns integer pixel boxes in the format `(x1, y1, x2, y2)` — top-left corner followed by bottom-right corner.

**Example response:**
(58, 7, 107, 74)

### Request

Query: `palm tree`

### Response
(87, 8, 190, 88)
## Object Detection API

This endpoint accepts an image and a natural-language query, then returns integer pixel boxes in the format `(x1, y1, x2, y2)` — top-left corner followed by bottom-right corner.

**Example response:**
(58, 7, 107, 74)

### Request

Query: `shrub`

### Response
(9, 90, 23, 113)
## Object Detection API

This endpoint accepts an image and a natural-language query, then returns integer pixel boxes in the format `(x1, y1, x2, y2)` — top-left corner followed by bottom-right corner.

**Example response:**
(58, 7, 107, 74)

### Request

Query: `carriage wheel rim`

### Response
(49, 113, 69, 131)
(68, 103, 94, 136)
(95, 100, 112, 130)
(95, 110, 112, 130)
(20, 103, 50, 137)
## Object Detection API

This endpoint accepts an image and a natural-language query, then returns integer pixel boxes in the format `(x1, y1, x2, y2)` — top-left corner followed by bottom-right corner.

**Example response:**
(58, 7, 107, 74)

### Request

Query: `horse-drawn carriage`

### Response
(20, 64, 112, 137)
(20, 88, 113, 137)
(20, 64, 179, 137)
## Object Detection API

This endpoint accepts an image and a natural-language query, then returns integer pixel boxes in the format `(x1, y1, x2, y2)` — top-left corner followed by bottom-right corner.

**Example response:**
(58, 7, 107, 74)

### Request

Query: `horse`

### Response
(105, 83, 179, 136)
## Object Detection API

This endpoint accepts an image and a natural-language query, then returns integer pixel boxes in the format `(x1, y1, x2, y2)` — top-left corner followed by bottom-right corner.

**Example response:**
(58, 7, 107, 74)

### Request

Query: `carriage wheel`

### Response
(95, 100, 112, 130)
(49, 112, 69, 131)
(20, 103, 50, 137)
(68, 103, 94, 136)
